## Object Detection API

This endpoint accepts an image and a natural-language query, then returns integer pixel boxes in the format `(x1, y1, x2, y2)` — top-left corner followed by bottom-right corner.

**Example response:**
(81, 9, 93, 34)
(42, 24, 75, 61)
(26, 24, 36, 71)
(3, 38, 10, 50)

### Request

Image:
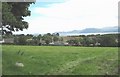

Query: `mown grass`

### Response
(2, 45, 118, 75)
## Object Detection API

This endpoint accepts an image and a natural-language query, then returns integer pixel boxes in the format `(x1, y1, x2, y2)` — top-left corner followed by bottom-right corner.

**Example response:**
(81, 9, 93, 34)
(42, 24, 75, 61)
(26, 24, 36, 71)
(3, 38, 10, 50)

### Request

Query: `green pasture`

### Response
(2, 45, 118, 75)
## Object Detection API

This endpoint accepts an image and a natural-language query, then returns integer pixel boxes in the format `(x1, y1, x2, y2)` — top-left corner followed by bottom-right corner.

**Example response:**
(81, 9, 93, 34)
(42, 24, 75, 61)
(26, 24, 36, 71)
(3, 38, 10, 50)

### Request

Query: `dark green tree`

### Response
(67, 39, 80, 46)
(2, 2, 34, 34)
(99, 34, 117, 47)
(81, 37, 92, 46)
(32, 36, 39, 45)
(42, 33, 52, 45)
(53, 36, 59, 42)
(17, 34, 27, 45)
(52, 33, 59, 42)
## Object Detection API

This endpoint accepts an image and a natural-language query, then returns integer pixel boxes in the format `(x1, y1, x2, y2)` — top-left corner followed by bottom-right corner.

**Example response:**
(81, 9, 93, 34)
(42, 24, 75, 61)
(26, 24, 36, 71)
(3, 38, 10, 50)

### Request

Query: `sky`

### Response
(14, 0, 119, 34)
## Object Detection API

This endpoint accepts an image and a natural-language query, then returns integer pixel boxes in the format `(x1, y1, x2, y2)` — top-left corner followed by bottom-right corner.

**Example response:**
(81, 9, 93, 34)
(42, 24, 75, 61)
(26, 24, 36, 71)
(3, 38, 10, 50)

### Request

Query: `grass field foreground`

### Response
(2, 45, 118, 75)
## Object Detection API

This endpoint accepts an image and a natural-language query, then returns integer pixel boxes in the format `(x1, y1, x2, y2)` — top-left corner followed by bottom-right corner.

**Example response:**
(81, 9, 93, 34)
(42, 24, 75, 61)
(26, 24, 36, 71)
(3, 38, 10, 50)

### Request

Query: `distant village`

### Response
(1, 33, 119, 47)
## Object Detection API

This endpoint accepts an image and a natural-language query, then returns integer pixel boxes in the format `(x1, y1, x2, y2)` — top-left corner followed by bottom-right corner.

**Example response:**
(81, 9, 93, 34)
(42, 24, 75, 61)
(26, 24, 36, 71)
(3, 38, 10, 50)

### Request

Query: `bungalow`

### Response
(0, 38, 14, 44)
(49, 42, 64, 46)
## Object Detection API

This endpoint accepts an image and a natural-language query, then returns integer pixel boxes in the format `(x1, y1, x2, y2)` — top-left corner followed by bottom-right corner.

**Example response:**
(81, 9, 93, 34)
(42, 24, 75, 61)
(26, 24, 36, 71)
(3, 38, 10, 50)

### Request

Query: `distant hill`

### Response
(80, 28, 102, 33)
(55, 26, 119, 36)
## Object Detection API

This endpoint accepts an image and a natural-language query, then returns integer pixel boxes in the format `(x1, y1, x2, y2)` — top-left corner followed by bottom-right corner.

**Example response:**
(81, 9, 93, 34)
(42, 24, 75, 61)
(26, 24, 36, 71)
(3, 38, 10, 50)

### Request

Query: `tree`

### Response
(26, 34, 33, 38)
(81, 37, 92, 46)
(17, 34, 27, 45)
(99, 34, 117, 47)
(42, 33, 52, 45)
(56, 33, 59, 36)
(2, 2, 34, 34)
(53, 36, 59, 42)
(67, 39, 80, 46)
(32, 36, 39, 45)
(52, 33, 59, 42)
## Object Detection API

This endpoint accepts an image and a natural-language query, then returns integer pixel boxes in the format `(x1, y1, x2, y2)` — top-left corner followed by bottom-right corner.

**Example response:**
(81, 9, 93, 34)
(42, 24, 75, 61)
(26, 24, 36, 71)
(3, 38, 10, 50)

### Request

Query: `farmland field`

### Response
(2, 45, 118, 75)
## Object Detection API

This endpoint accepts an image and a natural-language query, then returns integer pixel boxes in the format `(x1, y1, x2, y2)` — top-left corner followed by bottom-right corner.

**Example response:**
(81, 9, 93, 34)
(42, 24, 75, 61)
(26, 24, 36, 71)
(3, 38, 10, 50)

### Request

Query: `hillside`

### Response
(56, 26, 119, 36)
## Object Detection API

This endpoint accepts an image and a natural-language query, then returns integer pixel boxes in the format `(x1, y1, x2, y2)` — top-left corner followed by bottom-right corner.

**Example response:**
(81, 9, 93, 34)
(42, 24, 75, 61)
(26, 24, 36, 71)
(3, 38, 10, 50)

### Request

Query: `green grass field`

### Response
(2, 45, 118, 75)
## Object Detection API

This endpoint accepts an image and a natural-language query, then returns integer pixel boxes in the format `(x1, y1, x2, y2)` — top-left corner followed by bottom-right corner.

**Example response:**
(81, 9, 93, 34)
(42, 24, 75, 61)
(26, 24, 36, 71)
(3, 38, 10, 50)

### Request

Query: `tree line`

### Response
(2, 33, 119, 47)
(3, 33, 62, 45)
(67, 34, 119, 47)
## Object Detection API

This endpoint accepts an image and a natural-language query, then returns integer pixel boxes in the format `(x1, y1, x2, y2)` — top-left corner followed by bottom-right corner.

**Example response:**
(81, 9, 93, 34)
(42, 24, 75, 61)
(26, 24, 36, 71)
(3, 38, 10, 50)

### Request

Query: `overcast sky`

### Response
(14, 0, 119, 34)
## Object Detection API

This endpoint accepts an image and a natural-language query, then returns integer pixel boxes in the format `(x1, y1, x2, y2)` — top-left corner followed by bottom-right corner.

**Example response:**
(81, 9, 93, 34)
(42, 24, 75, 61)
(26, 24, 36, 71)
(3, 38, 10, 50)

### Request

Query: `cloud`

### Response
(34, 0, 118, 18)
(14, 0, 119, 34)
